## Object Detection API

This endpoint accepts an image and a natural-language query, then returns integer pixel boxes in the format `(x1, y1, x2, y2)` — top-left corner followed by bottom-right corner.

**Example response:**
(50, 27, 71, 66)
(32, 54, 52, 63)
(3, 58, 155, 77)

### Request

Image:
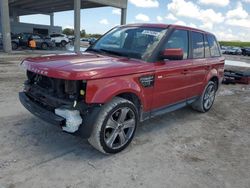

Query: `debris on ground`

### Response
(223, 70, 250, 85)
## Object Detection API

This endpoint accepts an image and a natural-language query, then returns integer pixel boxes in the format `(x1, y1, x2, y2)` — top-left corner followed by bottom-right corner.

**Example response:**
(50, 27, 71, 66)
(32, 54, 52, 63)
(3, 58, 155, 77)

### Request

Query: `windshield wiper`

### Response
(86, 48, 101, 53)
(99, 49, 126, 57)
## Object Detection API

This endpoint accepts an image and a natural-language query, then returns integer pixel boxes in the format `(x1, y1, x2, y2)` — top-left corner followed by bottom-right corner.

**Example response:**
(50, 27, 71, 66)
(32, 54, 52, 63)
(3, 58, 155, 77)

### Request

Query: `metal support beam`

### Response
(0, 0, 12, 53)
(120, 8, 127, 25)
(74, 0, 81, 53)
(12, 9, 20, 22)
(50, 13, 54, 26)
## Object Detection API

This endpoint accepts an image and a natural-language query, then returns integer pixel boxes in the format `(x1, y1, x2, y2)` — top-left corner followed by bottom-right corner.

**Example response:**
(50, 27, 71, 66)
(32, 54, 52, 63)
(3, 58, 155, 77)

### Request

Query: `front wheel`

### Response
(88, 97, 138, 154)
(11, 42, 18, 50)
(192, 81, 217, 113)
(41, 43, 48, 50)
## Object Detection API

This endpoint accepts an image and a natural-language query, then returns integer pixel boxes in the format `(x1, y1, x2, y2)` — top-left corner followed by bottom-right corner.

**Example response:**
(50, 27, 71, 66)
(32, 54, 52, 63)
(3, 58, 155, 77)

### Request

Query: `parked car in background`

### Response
(49, 33, 69, 47)
(17, 33, 55, 50)
(241, 47, 250, 56)
(0, 33, 20, 50)
(80, 38, 90, 47)
(19, 24, 224, 154)
(88, 37, 97, 45)
(227, 47, 242, 55)
(220, 46, 229, 54)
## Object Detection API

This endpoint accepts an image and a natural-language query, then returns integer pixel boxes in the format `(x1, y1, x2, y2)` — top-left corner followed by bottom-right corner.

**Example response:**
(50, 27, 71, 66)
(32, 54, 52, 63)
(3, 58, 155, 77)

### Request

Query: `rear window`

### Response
(191, 32, 204, 59)
(207, 35, 220, 57)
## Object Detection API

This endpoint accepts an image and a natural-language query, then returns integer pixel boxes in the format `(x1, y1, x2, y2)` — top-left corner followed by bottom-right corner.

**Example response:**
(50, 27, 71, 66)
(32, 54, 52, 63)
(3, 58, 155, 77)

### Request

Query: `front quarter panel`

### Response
(85, 73, 155, 112)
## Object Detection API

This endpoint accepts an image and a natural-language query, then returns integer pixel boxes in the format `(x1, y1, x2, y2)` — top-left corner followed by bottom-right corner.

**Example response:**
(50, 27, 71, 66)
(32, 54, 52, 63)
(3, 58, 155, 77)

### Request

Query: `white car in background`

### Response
(80, 38, 90, 47)
(49, 33, 69, 47)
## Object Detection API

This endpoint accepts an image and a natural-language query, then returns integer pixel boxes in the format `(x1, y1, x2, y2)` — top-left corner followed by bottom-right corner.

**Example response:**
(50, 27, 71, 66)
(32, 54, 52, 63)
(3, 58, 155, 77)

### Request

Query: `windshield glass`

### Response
(88, 26, 167, 61)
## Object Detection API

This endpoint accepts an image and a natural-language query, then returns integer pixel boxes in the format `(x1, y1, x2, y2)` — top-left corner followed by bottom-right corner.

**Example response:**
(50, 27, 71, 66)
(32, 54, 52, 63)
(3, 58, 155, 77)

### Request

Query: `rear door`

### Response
(152, 29, 192, 110)
(185, 31, 208, 99)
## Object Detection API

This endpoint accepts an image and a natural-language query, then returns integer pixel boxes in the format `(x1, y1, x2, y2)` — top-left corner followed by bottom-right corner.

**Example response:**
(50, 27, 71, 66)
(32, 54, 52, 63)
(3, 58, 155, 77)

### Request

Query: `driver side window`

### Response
(164, 29, 188, 59)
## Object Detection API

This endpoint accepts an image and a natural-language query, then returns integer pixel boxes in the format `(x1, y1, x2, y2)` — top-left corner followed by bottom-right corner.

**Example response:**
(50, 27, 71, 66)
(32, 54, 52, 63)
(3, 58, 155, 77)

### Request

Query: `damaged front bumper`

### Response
(19, 91, 101, 138)
(19, 92, 65, 126)
(19, 92, 83, 134)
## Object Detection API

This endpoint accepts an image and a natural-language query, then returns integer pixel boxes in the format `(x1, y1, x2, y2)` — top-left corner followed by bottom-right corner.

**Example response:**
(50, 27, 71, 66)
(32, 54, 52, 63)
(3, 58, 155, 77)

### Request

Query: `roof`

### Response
(121, 23, 214, 35)
(8, 0, 127, 16)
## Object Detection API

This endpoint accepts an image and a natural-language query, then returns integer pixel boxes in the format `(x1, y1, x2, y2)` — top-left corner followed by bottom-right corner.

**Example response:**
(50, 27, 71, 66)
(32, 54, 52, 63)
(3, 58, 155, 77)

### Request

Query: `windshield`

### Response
(88, 26, 167, 61)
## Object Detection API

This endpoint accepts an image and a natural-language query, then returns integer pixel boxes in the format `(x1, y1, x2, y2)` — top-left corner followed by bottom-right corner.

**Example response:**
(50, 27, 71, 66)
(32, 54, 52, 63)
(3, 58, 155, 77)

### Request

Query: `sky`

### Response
(20, 0, 250, 41)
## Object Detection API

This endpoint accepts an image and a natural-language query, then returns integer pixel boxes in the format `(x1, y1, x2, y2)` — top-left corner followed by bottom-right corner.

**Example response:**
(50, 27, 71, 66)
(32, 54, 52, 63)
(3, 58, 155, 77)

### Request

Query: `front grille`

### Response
(26, 71, 85, 103)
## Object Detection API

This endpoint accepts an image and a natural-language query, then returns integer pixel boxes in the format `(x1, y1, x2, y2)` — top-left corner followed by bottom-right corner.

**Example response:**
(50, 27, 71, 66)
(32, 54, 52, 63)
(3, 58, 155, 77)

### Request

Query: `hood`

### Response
(21, 52, 154, 80)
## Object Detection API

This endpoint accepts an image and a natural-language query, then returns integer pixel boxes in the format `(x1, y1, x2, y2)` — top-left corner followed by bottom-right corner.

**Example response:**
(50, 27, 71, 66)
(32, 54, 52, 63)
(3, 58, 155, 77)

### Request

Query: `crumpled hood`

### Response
(21, 52, 154, 80)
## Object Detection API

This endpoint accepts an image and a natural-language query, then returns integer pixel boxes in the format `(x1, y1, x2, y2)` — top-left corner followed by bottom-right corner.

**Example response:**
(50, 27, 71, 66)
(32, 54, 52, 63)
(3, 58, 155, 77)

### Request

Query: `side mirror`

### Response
(161, 48, 184, 60)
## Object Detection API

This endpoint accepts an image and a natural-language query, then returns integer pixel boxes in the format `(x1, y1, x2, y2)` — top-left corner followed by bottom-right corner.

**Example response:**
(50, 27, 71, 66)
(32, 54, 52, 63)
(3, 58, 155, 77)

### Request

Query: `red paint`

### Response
(21, 24, 225, 113)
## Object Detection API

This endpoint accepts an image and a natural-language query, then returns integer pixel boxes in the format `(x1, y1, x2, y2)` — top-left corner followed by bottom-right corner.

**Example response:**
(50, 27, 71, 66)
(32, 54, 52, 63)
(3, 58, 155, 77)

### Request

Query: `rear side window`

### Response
(164, 29, 188, 59)
(204, 35, 210, 58)
(207, 35, 220, 57)
(191, 32, 204, 59)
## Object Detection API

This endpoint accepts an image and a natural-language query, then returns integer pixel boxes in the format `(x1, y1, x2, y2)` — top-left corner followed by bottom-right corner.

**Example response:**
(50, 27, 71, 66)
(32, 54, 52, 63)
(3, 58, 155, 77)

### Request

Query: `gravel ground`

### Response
(0, 53, 249, 188)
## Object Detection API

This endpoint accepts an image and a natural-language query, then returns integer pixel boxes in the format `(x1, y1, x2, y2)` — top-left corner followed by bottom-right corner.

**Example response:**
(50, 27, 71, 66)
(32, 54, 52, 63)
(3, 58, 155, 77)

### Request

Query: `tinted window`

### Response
(192, 32, 204, 58)
(207, 35, 220, 57)
(165, 29, 188, 59)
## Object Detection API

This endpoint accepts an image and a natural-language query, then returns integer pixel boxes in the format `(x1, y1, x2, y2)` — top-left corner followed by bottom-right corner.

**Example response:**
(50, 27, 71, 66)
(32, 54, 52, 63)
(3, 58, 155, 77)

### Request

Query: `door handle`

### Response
(205, 66, 210, 70)
(182, 69, 188, 74)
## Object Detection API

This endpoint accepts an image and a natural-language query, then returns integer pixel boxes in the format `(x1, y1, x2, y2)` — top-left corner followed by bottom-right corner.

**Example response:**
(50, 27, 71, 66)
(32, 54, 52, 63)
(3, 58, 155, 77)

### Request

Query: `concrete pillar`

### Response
(0, 0, 12, 53)
(120, 8, 127, 25)
(74, 0, 81, 53)
(50, 13, 54, 26)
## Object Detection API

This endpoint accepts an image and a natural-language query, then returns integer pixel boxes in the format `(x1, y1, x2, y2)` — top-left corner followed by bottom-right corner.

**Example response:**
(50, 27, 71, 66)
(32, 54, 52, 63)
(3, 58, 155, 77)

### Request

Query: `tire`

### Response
(88, 97, 138, 154)
(11, 42, 18, 50)
(41, 43, 48, 50)
(191, 81, 217, 113)
(61, 40, 67, 47)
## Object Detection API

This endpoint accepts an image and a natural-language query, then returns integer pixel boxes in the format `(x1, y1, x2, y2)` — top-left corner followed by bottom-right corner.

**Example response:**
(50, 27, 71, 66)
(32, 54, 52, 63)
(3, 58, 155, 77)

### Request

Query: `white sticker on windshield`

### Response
(142, 30, 160, 37)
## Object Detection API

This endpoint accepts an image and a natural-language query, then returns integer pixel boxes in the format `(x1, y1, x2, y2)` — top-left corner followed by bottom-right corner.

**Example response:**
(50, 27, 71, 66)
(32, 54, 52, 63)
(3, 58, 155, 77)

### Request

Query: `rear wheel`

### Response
(88, 97, 138, 154)
(61, 40, 67, 47)
(192, 81, 216, 113)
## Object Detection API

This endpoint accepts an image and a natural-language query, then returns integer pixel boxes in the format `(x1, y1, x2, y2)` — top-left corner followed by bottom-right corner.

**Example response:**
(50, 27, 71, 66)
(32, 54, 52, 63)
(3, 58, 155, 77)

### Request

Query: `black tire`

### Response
(11, 42, 18, 50)
(88, 97, 138, 154)
(61, 40, 67, 47)
(41, 43, 48, 50)
(191, 81, 216, 113)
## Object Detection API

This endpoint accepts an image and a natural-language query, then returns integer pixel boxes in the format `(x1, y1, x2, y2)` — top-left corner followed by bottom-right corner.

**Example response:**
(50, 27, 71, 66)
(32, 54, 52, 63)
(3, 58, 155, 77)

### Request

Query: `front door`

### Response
(152, 29, 191, 111)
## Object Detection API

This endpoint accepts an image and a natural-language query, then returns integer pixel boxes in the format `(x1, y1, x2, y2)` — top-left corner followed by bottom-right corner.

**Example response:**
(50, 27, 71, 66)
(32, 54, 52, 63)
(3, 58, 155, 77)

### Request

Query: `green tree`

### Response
(80, 29, 86, 38)
(62, 28, 74, 35)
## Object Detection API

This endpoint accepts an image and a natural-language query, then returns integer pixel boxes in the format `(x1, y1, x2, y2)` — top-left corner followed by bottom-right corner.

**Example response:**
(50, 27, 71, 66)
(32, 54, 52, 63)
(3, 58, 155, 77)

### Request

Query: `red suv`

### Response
(19, 24, 224, 154)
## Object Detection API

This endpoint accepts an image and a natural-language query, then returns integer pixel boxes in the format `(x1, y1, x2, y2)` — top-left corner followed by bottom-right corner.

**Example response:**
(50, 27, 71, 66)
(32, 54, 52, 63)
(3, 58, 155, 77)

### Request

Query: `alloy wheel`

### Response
(104, 107, 136, 150)
(203, 84, 215, 110)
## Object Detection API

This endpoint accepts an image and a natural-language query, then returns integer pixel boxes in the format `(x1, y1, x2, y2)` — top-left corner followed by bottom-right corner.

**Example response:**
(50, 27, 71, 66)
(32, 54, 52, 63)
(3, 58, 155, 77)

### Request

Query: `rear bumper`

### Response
(19, 92, 65, 126)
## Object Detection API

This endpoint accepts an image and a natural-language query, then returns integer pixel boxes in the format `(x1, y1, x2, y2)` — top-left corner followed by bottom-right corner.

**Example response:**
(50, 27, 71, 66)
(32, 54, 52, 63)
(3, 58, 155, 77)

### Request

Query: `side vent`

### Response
(139, 75, 155, 88)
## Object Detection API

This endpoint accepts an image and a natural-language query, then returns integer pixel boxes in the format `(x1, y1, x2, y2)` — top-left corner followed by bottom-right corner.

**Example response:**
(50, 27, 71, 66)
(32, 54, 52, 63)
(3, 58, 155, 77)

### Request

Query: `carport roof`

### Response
(9, 0, 127, 16)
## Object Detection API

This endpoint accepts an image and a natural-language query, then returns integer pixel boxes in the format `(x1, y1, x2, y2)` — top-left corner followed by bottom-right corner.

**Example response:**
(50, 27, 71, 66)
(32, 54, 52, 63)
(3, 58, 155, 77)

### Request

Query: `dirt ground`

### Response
(0, 52, 249, 188)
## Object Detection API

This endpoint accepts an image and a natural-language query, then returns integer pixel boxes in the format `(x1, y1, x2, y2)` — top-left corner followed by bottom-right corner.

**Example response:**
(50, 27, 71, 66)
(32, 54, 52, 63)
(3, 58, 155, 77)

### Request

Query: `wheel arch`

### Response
(209, 76, 219, 90)
(205, 68, 220, 90)
(116, 92, 142, 114)
(85, 78, 146, 111)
